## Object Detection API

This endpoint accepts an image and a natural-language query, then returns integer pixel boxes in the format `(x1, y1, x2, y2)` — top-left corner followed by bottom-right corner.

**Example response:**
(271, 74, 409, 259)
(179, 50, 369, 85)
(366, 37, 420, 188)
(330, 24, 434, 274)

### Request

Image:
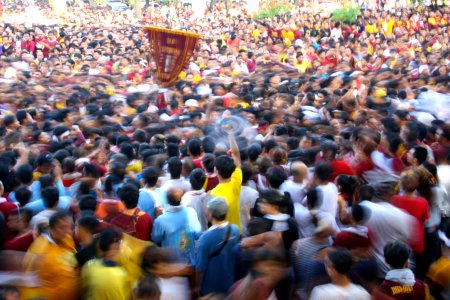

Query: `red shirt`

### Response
(21, 40, 36, 53)
(391, 195, 429, 253)
(110, 208, 153, 241)
(4, 232, 34, 252)
(0, 198, 18, 241)
(204, 174, 219, 192)
(374, 279, 429, 300)
(330, 159, 355, 181)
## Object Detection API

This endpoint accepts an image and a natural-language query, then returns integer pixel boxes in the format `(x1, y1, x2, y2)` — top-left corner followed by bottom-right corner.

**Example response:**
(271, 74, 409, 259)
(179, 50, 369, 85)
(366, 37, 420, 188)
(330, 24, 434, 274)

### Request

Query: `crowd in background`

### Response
(0, 0, 449, 299)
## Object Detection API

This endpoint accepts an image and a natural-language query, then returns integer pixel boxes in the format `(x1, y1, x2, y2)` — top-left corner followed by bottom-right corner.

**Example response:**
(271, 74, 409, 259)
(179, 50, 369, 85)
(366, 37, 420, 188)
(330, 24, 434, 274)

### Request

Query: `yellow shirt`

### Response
(427, 257, 450, 289)
(252, 29, 261, 39)
(211, 167, 242, 231)
(81, 259, 132, 300)
(294, 60, 311, 73)
(22, 235, 79, 300)
(126, 160, 143, 174)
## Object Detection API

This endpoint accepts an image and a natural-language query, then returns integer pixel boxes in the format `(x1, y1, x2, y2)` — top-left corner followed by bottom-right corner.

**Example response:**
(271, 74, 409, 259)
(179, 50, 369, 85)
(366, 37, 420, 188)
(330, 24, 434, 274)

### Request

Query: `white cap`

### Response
(185, 99, 199, 107)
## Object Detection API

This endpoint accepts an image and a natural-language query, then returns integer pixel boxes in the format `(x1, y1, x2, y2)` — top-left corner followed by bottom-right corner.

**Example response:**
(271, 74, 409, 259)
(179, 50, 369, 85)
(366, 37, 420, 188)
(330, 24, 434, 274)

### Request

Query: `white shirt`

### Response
(359, 201, 414, 274)
(280, 178, 307, 204)
(157, 276, 190, 300)
(294, 204, 340, 238)
(234, 62, 249, 74)
(30, 209, 56, 230)
(239, 186, 259, 234)
(161, 178, 191, 192)
(438, 165, 450, 197)
(317, 182, 339, 218)
(330, 28, 342, 41)
(181, 190, 209, 232)
(310, 283, 370, 300)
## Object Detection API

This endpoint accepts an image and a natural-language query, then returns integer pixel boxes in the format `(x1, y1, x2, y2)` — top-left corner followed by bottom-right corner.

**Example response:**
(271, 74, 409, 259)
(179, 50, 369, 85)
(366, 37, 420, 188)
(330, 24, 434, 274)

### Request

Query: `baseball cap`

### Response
(185, 99, 199, 108)
(207, 197, 228, 219)
(36, 152, 54, 166)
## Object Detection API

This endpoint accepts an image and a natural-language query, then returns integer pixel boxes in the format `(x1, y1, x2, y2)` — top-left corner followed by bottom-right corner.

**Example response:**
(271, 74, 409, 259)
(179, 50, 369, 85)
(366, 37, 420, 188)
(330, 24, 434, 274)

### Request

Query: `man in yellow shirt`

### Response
(23, 211, 79, 300)
(82, 228, 132, 300)
(210, 127, 242, 232)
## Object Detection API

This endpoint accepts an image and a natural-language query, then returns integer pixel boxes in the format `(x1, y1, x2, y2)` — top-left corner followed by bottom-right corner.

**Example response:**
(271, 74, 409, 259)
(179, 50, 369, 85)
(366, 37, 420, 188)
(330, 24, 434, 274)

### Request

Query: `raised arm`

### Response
(228, 131, 241, 168)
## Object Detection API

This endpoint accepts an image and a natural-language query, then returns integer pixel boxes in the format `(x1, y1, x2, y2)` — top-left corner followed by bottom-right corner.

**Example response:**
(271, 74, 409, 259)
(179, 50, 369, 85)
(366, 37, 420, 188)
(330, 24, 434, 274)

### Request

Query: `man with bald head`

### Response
(281, 161, 309, 203)
(151, 187, 201, 264)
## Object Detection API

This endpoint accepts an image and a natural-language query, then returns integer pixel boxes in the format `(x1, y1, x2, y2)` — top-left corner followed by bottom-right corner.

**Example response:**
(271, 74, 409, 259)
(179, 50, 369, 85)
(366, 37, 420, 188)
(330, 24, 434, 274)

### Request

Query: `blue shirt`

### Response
(195, 224, 240, 296)
(151, 206, 201, 264)
(138, 189, 157, 219)
(30, 179, 66, 202)
(25, 196, 72, 215)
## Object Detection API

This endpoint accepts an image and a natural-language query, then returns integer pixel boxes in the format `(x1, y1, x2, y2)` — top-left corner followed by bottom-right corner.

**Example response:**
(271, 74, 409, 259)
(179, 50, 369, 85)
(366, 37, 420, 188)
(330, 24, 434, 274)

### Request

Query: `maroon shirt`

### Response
(205, 174, 219, 192)
(110, 208, 153, 241)
(374, 279, 429, 300)
(4, 232, 34, 252)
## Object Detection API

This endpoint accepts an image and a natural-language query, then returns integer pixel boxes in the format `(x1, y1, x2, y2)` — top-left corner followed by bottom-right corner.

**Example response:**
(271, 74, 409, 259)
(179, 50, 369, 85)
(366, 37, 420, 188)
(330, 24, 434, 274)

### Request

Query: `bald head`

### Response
(291, 161, 308, 182)
(167, 187, 184, 207)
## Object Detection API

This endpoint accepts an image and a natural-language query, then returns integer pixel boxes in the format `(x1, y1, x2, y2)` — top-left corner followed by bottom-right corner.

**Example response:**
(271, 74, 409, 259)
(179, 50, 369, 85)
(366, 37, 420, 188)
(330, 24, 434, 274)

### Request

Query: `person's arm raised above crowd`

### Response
(228, 129, 241, 168)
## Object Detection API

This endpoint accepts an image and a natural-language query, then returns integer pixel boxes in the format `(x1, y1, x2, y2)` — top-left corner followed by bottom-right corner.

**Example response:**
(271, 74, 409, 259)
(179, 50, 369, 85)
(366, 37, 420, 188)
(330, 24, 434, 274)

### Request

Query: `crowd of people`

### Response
(0, 0, 449, 299)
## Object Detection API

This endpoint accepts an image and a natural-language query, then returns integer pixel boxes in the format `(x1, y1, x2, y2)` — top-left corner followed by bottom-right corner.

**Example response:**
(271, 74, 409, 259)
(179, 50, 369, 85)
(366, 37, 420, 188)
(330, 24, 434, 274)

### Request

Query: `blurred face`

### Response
(300, 136, 312, 149)
(50, 217, 73, 244)
(7, 214, 25, 232)
(36, 51, 44, 61)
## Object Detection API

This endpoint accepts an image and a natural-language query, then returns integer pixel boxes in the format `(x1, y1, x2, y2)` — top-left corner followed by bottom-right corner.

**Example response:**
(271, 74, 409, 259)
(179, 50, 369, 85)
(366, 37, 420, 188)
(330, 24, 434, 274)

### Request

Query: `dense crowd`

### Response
(0, 0, 449, 299)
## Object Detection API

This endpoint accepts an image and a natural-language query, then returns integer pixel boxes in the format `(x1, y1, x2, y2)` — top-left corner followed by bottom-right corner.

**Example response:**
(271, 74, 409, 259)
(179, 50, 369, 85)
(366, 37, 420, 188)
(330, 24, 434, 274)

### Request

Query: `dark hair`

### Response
(134, 276, 161, 299)
(266, 167, 286, 189)
(78, 194, 98, 212)
(62, 157, 76, 173)
(98, 228, 123, 253)
(118, 183, 139, 209)
(53, 150, 70, 164)
(49, 211, 70, 229)
(336, 175, 358, 205)
(241, 162, 254, 184)
(41, 187, 59, 208)
(202, 136, 216, 154)
(403, 122, 420, 144)
(384, 132, 402, 154)
(39, 174, 55, 189)
(16, 110, 28, 124)
(384, 241, 411, 269)
(83, 163, 100, 178)
(264, 139, 278, 153)
(15, 186, 32, 206)
(77, 215, 100, 234)
(381, 117, 400, 134)
(120, 143, 134, 161)
(248, 144, 262, 161)
(189, 168, 206, 190)
(327, 248, 353, 274)
(352, 203, 366, 223)
(306, 187, 322, 209)
(413, 146, 428, 165)
(201, 153, 215, 173)
(215, 155, 236, 179)
(3, 115, 17, 127)
(359, 184, 374, 201)
(259, 188, 285, 208)
(287, 137, 300, 151)
(15, 164, 33, 185)
(142, 167, 159, 187)
(166, 143, 179, 158)
(133, 129, 147, 143)
(167, 157, 182, 179)
(314, 162, 333, 182)
(187, 138, 202, 156)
